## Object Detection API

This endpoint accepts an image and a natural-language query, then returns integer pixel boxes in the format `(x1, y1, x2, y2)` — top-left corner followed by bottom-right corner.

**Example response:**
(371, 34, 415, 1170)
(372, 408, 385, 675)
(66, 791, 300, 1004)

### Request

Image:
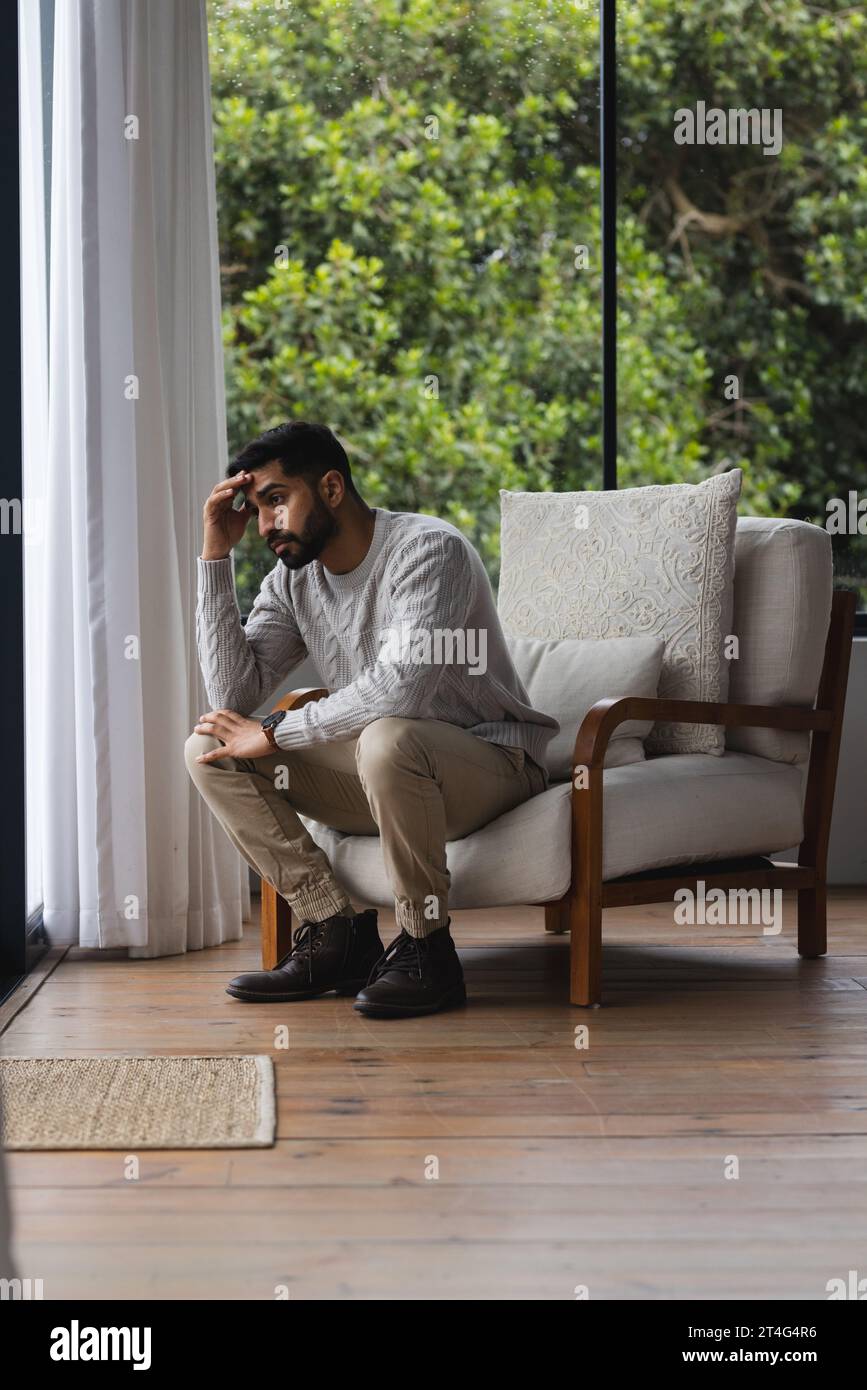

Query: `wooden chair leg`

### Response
(569, 761, 603, 1006)
(568, 878, 602, 1007)
(544, 900, 568, 934)
(796, 591, 854, 964)
(261, 880, 293, 970)
(798, 881, 827, 959)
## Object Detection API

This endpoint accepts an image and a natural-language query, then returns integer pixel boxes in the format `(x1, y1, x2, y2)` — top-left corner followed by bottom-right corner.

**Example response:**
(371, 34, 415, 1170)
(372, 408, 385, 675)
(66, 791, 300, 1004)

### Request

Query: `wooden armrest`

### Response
(270, 687, 329, 714)
(573, 696, 833, 771)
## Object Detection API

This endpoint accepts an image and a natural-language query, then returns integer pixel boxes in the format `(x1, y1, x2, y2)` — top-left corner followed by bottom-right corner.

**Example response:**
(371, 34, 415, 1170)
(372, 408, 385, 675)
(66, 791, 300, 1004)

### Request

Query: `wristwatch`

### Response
(261, 709, 287, 749)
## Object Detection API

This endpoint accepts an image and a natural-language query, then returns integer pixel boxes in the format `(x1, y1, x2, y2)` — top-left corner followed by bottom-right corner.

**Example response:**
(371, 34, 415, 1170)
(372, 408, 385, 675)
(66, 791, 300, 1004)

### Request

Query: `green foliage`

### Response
(616, 0, 867, 592)
(209, 0, 867, 610)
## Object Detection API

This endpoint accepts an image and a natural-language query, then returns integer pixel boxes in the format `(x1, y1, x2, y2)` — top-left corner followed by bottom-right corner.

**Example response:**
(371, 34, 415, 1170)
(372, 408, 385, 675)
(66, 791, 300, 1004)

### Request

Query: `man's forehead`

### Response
(245, 461, 293, 500)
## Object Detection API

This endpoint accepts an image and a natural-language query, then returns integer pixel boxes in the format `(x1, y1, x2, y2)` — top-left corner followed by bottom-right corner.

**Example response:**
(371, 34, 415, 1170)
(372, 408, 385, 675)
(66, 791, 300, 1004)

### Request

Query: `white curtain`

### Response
(20, 0, 251, 955)
(19, 0, 48, 924)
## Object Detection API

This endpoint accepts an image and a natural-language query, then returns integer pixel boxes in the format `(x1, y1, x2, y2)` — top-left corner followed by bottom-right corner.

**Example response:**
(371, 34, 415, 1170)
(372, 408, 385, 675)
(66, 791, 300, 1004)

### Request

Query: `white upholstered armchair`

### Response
(259, 508, 854, 1008)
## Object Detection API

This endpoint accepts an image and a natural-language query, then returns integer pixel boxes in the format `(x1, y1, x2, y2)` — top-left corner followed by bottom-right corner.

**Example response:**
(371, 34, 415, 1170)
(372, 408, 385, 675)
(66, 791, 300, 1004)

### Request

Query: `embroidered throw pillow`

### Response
(497, 471, 742, 755)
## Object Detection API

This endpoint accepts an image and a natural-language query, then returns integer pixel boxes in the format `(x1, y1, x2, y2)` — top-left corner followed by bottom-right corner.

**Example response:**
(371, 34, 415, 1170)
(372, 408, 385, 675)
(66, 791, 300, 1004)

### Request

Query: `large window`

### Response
(208, 0, 602, 610)
(210, 0, 867, 622)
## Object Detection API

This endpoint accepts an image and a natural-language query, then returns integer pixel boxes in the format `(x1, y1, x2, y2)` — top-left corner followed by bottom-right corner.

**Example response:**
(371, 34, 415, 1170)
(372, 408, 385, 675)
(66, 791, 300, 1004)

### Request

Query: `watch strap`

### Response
(261, 708, 286, 750)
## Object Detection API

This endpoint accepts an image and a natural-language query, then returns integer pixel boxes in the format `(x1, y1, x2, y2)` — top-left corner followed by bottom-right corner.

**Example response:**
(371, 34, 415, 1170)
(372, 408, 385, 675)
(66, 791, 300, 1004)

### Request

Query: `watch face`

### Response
(263, 711, 285, 730)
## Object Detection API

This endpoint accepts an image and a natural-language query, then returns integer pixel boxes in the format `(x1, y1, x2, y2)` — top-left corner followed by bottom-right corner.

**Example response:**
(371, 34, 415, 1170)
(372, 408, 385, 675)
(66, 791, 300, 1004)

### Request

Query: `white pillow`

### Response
(508, 634, 666, 780)
(498, 471, 742, 755)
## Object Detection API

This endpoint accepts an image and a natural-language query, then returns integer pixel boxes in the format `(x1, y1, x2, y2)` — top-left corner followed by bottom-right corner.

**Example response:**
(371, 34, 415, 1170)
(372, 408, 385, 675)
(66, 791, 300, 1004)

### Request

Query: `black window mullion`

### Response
(600, 0, 617, 491)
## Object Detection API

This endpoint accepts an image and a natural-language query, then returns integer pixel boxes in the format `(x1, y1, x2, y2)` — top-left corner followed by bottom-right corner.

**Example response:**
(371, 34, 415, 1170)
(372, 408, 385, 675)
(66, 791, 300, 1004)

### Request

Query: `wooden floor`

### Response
(3, 891, 867, 1301)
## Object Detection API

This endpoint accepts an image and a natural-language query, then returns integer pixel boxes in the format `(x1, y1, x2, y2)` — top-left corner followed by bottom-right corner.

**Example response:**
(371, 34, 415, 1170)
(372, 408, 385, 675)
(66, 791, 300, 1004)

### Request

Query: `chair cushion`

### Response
(597, 753, 805, 882)
(301, 752, 805, 908)
(497, 470, 742, 757)
(507, 633, 665, 777)
(728, 517, 832, 763)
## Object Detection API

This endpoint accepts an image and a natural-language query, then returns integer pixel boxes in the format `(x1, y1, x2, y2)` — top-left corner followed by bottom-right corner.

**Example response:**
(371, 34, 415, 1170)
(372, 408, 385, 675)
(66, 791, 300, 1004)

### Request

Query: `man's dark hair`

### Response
(227, 421, 358, 497)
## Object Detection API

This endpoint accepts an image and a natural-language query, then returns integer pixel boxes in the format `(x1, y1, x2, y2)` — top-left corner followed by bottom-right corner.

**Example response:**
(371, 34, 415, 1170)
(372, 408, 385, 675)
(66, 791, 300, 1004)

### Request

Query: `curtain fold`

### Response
(21, 0, 251, 956)
(20, 0, 49, 925)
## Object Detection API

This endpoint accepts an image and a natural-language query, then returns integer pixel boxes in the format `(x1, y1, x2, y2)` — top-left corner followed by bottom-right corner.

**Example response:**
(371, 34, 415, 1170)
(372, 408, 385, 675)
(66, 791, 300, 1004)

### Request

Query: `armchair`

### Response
(257, 518, 855, 1008)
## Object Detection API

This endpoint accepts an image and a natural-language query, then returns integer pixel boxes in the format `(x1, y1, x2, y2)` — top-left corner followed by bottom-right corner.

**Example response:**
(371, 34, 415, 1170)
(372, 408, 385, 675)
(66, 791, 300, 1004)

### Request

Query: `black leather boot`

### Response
(226, 909, 382, 1002)
(353, 921, 466, 1017)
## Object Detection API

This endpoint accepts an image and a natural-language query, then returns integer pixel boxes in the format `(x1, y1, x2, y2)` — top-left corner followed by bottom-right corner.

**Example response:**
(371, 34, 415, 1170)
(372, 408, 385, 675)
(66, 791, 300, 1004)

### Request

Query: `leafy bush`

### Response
(208, 0, 866, 611)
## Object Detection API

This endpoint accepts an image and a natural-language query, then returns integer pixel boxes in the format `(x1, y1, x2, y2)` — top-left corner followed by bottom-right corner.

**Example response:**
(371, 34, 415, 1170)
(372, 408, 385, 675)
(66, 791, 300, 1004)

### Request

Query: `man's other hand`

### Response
(194, 710, 274, 763)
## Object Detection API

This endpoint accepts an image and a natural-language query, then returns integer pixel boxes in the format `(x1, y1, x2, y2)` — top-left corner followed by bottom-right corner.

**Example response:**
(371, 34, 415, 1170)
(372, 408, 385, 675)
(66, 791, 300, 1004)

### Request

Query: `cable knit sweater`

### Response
(196, 506, 558, 772)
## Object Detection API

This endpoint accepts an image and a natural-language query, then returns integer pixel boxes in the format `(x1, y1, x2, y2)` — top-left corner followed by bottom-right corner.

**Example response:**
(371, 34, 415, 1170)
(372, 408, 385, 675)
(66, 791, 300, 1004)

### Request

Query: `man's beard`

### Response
(270, 494, 338, 570)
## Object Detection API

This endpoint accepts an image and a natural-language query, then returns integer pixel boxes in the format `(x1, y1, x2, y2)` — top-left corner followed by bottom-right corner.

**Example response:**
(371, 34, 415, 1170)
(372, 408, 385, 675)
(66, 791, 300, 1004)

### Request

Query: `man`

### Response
(185, 421, 557, 1017)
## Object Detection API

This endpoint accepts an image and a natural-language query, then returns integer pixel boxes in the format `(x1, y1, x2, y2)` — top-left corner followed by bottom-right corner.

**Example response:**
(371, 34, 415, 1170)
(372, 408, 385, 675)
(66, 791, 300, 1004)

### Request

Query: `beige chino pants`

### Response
(184, 716, 547, 938)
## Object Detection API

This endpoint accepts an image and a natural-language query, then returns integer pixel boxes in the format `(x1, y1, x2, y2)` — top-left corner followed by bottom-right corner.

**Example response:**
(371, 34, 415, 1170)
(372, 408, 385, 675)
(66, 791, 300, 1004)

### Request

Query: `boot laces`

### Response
(367, 930, 427, 985)
(277, 921, 328, 984)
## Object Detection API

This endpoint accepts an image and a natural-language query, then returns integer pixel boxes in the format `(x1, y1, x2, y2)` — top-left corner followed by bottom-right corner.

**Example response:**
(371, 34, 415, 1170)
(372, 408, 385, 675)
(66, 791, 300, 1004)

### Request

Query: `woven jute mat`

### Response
(0, 1055, 276, 1149)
